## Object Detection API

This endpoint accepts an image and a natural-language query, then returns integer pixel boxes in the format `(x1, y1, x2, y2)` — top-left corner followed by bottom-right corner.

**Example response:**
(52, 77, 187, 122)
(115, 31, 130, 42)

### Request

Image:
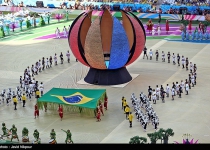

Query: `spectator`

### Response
(1, 0, 9, 6)
(18, 1, 24, 7)
(8, 0, 14, 6)
(137, 7, 143, 13)
(60, 2, 67, 9)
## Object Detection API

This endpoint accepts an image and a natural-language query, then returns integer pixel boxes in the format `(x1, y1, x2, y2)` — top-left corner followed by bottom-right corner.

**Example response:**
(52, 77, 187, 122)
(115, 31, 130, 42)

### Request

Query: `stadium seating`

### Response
(0, 0, 151, 12)
(160, 4, 210, 14)
(0, 0, 208, 14)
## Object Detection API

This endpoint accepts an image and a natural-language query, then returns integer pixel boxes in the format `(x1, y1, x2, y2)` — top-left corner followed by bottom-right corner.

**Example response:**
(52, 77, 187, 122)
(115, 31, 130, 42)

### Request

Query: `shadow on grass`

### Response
(146, 35, 180, 40)
(168, 39, 210, 43)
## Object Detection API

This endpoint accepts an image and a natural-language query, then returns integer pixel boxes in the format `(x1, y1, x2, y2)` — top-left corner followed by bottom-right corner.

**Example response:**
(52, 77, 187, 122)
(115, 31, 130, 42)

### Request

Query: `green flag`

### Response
(37, 88, 107, 109)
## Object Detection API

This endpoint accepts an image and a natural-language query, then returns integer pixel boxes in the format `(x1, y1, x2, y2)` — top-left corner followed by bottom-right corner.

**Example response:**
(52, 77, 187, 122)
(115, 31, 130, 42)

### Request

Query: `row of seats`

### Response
(160, 4, 210, 13)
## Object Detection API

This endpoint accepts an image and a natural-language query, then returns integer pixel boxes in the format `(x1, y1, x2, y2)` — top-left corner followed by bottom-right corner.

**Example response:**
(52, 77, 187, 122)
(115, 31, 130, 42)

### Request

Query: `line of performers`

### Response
(143, 50, 197, 102)
(0, 86, 37, 108)
(0, 72, 43, 107)
(181, 28, 210, 41)
(55, 25, 71, 39)
(0, 78, 43, 110)
(130, 93, 159, 132)
(1, 122, 73, 144)
(0, 50, 72, 109)
(0, 50, 75, 122)
(95, 98, 108, 122)
(128, 52, 198, 132)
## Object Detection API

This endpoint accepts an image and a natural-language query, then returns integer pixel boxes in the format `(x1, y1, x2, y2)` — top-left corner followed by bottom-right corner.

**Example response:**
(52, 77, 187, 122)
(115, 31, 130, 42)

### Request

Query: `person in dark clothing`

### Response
(177, 53, 180, 66)
(60, 52, 64, 64)
(148, 86, 152, 101)
(178, 85, 182, 98)
(158, 13, 161, 24)
(143, 47, 148, 59)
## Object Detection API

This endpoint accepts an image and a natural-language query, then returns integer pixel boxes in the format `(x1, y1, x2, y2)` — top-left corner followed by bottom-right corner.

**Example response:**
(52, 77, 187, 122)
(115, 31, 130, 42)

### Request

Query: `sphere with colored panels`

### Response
(68, 8, 146, 85)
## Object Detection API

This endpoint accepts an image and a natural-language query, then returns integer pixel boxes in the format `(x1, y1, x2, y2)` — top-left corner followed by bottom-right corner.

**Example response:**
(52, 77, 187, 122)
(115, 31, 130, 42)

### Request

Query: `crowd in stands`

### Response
(161, 0, 210, 15)
(54, 0, 210, 15)
(66, 1, 156, 12)
(160, 6, 210, 15)
(0, 0, 210, 15)
(162, 0, 210, 6)
(18, 1, 24, 7)
(1, 0, 25, 7)
(1, 0, 14, 6)
(69, 0, 157, 4)
(67, 2, 112, 11)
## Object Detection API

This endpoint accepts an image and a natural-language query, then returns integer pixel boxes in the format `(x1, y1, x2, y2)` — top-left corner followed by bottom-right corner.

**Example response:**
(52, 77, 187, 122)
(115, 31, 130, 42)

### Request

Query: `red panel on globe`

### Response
(69, 15, 90, 67)
(125, 15, 145, 66)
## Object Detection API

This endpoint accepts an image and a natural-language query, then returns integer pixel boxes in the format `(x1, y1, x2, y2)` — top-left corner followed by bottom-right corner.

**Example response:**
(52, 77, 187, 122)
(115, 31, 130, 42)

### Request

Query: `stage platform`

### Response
(77, 73, 139, 88)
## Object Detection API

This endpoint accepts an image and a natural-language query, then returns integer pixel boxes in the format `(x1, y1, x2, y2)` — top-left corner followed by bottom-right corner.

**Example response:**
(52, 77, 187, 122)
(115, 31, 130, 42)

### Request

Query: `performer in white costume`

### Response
(152, 29, 156, 37)
(157, 25, 161, 36)
(152, 89, 156, 104)
(55, 27, 60, 38)
(39, 82, 44, 96)
(63, 26, 68, 38)
(165, 84, 170, 97)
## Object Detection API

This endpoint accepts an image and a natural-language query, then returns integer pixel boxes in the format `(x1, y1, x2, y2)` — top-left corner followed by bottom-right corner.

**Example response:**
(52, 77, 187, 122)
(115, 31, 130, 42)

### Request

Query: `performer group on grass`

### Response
(146, 18, 210, 41)
(1, 10, 210, 41)
(146, 19, 170, 36)
(180, 26, 210, 41)
(122, 47, 197, 132)
(0, 10, 71, 38)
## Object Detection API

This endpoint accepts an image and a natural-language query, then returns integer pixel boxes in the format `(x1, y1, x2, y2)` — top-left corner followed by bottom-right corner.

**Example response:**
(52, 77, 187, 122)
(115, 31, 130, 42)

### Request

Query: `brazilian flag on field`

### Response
(37, 88, 107, 116)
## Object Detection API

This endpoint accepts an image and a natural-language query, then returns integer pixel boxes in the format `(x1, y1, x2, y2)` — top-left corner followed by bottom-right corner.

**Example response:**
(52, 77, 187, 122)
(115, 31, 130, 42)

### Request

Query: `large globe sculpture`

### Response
(68, 8, 146, 85)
